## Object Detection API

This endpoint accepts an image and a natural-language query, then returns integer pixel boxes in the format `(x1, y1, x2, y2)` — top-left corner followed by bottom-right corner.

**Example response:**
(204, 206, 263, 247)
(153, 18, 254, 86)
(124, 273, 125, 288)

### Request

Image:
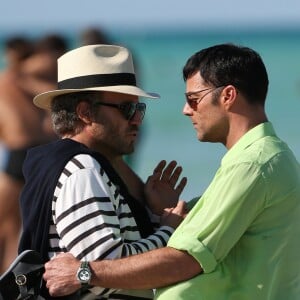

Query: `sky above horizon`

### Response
(1, 0, 300, 34)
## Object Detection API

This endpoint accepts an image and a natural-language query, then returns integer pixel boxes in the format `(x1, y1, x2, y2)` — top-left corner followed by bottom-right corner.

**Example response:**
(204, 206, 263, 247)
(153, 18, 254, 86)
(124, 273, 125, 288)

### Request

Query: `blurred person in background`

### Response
(22, 33, 69, 95)
(79, 26, 111, 46)
(0, 36, 32, 272)
(0, 34, 67, 273)
(21, 32, 69, 138)
(0, 36, 35, 273)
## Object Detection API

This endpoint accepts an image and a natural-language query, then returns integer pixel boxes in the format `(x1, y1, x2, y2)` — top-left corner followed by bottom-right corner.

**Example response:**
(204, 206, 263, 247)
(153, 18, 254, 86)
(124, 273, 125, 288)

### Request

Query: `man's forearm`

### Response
(90, 246, 202, 289)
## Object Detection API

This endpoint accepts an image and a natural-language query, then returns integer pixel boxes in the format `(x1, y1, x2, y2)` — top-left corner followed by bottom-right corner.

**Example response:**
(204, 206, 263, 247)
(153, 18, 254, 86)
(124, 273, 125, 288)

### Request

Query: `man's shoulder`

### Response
(253, 135, 295, 165)
(65, 153, 101, 170)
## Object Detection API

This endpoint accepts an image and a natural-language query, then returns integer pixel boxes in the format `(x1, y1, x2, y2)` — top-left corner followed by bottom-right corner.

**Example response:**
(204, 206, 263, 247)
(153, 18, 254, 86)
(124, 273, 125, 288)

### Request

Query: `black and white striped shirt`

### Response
(49, 154, 173, 299)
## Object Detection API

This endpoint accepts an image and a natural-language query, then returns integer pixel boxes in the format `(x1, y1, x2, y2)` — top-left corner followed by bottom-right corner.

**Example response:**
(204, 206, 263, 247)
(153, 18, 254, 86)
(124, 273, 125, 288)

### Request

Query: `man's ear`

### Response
(221, 85, 238, 110)
(76, 101, 92, 124)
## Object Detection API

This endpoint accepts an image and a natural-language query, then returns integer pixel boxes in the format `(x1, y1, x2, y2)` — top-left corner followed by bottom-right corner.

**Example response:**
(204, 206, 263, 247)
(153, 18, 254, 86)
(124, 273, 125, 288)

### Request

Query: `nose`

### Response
(183, 102, 193, 116)
(129, 110, 144, 125)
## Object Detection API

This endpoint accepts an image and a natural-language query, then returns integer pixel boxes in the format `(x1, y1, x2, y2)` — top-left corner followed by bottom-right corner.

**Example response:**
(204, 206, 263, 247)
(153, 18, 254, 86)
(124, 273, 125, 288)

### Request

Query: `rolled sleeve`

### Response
(168, 237, 217, 273)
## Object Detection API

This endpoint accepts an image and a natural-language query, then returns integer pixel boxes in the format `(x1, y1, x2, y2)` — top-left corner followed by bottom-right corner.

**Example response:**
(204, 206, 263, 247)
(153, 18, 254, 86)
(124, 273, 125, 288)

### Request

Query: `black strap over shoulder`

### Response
(91, 151, 154, 238)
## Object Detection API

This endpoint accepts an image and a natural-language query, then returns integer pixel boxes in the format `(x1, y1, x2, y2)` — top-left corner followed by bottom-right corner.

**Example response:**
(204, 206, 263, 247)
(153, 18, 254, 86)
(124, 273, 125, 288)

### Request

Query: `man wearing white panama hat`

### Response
(17, 44, 187, 299)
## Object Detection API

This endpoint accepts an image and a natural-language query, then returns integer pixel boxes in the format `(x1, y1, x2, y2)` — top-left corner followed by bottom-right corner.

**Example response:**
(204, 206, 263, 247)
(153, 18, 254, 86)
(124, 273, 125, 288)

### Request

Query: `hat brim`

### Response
(33, 85, 160, 110)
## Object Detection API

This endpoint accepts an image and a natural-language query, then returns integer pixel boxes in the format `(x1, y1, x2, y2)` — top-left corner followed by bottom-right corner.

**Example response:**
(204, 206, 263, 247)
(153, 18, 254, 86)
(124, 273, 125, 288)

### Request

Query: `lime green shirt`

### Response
(156, 122, 300, 300)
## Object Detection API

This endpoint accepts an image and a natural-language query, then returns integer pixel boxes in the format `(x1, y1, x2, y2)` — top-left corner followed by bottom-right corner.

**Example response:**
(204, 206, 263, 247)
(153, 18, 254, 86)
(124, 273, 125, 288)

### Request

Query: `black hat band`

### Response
(58, 73, 136, 89)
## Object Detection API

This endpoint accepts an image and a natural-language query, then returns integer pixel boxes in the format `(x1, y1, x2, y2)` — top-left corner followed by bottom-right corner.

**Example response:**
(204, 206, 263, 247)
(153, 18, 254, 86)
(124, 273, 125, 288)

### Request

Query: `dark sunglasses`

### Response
(94, 101, 146, 120)
(185, 86, 224, 110)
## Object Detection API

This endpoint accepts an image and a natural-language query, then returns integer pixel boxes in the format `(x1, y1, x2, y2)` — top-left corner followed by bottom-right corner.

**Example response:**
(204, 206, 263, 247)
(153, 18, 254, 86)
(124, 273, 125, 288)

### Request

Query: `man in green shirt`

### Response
(44, 43, 300, 299)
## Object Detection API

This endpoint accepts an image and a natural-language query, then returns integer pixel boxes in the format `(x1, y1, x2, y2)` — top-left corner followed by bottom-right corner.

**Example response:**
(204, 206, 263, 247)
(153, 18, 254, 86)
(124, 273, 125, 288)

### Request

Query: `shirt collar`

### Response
(221, 122, 277, 165)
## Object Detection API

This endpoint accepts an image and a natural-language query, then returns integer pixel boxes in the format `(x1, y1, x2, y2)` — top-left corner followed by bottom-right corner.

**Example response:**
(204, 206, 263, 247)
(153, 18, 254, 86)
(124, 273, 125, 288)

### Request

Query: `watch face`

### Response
(78, 269, 91, 283)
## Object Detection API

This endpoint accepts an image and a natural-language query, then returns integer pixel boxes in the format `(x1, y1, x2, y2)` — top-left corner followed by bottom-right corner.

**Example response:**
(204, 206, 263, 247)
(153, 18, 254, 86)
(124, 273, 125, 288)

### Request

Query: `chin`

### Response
(124, 145, 135, 155)
(197, 133, 205, 141)
(198, 134, 210, 143)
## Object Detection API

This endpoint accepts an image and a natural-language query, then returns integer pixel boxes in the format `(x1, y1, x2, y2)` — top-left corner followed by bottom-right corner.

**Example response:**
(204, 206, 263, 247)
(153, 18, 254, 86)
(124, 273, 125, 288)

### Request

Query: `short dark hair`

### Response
(51, 91, 100, 136)
(183, 43, 269, 105)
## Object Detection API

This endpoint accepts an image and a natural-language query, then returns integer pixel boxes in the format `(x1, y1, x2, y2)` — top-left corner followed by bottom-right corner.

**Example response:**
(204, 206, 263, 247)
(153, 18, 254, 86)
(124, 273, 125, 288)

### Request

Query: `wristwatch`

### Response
(76, 261, 92, 287)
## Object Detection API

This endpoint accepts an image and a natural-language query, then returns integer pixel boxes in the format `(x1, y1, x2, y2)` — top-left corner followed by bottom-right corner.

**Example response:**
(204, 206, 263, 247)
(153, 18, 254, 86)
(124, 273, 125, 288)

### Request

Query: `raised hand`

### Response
(145, 160, 187, 215)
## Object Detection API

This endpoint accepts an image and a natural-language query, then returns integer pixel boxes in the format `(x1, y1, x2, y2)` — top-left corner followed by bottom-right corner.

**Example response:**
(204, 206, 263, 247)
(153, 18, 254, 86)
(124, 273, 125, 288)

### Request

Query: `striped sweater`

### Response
(49, 155, 173, 299)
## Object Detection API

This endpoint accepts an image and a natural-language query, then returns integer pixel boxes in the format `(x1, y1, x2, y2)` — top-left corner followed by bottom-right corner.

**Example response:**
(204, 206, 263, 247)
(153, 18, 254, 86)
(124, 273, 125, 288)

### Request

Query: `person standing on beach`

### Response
(44, 43, 300, 300)
(18, 44, 187, 299)
(0, 36, 57, 274)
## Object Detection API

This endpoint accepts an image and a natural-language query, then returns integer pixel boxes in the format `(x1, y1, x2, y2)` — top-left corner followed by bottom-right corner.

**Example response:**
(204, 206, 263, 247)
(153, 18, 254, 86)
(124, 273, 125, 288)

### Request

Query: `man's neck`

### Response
(225, 109, 268, 149)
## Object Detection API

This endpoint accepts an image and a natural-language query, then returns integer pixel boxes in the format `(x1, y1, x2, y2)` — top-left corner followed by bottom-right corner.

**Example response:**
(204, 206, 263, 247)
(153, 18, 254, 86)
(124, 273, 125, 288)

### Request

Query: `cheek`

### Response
(193, 106, 210, 123)
(90, 123, 105, 139)
(195, 105, 223, 130)
(207, 109, 228, 136)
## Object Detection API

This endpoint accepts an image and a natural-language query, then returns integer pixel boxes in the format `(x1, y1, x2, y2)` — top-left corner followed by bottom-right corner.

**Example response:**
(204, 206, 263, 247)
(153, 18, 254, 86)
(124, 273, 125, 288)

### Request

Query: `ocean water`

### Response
(112, 29, 300, 200)
(1, 28, 300, 200)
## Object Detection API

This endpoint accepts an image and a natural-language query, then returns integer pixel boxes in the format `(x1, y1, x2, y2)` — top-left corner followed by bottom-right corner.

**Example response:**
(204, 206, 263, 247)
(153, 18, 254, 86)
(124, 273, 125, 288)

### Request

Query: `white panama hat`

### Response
(33, 44, 160, 110)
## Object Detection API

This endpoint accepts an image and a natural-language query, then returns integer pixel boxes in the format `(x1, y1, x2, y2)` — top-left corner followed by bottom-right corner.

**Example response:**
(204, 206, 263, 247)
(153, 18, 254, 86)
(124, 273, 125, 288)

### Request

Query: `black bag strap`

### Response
(14, 261, 44, 299)
(0, 250, 44, 300)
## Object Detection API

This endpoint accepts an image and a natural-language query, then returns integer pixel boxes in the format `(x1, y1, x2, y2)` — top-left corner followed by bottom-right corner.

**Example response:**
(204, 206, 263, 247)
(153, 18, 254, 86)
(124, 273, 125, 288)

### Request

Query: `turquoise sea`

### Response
(1, 28, 300, 200)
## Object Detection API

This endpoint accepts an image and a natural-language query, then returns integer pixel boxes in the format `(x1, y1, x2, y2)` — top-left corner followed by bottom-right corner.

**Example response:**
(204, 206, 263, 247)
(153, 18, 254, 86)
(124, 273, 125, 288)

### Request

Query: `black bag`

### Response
(0, 250, 44, 300)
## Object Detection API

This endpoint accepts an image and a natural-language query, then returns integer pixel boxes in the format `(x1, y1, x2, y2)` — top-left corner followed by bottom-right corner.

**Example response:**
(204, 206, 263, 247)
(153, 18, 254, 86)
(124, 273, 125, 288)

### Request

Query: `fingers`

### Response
(160, 161, 177, 182)
(147, 159, 187, 198)
(168, 165, 182, 187)
(175, 176, 188, 195)
(155, 160, 184, 185)
(174, 200, 186, 212)
(149, 160, 182, 182)
(153, 160, 167, 175)
(162, 162, 187, 194)
(160, 201, 187, 228)
(162, 207, 173, 215)
(146, 160, 167, 184)
(163, 201, 186, 216)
